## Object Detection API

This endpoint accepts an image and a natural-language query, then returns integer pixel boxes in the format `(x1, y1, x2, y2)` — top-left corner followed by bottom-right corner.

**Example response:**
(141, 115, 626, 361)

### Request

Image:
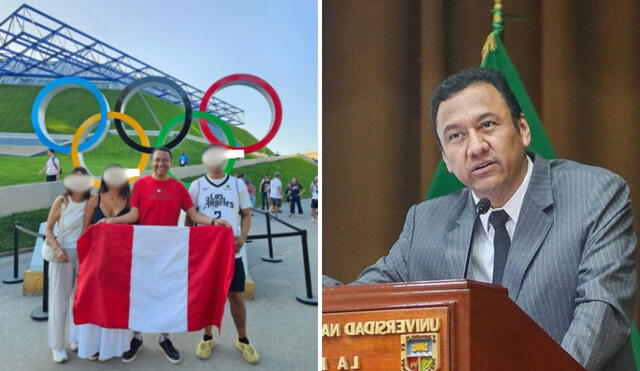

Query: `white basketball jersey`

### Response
(189, 175, 251, 259)
(191, 175, 242, 234)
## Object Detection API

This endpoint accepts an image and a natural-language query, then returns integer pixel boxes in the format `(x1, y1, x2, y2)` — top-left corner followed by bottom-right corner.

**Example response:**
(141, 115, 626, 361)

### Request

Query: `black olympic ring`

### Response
(114, 76, 192, 153)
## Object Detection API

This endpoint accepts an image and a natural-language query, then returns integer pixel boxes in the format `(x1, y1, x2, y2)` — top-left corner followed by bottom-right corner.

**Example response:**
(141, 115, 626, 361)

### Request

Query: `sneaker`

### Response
(159, 337, 181, 364)
(89, 352, 99, 361)
(69, 342, 78, 352)
(122, 337, 143, 363)
(52, 349, 68, 363)
(195, 338, 216, 360)
(310, 218, 315, 223)
(235, 340, 260, 364)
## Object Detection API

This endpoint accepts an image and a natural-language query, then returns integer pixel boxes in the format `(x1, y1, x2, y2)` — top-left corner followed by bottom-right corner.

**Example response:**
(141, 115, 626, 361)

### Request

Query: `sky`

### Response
(0, 0, 318, 154)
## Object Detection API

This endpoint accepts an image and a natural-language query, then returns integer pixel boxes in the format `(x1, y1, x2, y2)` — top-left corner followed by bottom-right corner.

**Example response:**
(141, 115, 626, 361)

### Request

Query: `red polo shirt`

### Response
(131, 175, 194, 226)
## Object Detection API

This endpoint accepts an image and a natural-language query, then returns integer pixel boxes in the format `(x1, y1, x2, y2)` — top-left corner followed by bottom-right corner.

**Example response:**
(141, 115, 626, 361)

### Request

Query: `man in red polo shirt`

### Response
(101, 147, 230, 364)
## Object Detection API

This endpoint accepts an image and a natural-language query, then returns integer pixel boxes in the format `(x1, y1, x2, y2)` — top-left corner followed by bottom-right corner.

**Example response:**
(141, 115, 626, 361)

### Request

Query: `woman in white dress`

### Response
(69, 164, 133, 361)
(46, 167, 92, 363)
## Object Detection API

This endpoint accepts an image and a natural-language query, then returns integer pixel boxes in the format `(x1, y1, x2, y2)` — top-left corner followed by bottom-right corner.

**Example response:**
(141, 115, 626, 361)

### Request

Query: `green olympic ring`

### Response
(155, 111, 237, 188)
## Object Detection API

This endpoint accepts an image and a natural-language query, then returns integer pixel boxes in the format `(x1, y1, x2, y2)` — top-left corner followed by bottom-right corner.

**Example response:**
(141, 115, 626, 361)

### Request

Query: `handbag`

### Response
(42, 197, 67, 262)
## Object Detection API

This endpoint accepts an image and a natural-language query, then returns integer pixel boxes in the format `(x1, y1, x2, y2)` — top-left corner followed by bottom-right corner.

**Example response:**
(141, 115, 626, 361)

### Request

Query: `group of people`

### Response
(44, 144, 259, 365)
(259, 173, 318, 222)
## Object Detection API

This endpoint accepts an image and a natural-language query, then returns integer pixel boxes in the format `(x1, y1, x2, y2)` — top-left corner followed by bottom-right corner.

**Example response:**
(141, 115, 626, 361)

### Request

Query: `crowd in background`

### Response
(257, 173, 318, 222)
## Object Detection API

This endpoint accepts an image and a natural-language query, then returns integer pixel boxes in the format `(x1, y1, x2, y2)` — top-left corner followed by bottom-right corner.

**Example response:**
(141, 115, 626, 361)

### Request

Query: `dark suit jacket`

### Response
(355, 152, 637, 370)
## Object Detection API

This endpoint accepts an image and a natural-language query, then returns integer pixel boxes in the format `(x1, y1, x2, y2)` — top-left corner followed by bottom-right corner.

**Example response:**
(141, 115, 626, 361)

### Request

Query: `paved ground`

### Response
(0, 199, 318, 370)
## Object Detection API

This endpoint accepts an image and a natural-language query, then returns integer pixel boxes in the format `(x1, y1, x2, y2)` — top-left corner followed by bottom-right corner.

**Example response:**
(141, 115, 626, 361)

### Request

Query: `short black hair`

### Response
(48, 148, 55, 153)
(152, 146, 172, 159)
(431, 68, 521, 145)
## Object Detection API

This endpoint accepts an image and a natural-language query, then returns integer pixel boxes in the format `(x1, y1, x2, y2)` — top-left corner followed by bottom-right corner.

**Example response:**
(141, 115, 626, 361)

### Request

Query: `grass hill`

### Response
(0, 84, 275, 155)
(0, 134, 210, 186)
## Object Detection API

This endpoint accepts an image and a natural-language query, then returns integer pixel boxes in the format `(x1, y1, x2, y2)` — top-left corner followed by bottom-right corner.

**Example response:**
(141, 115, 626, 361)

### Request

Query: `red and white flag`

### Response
(74, 224, 235, 333)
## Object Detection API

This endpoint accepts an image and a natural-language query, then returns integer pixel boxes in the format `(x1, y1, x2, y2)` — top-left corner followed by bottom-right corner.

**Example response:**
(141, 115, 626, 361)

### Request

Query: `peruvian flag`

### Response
(74, 224, 235, 333)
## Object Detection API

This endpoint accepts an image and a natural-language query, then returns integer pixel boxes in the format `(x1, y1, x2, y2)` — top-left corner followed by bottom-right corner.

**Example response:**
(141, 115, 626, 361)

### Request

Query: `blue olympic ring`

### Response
(31, 76, 109, 154)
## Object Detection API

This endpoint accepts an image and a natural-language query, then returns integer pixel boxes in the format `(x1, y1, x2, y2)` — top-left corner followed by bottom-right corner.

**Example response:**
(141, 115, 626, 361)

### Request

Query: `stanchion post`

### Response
(31, 259, 48, 321)
(3, 222, 23, 284)
(43, 259, 49, 312)
(296, 229, 317, 305)
(262, 212, 283, 262)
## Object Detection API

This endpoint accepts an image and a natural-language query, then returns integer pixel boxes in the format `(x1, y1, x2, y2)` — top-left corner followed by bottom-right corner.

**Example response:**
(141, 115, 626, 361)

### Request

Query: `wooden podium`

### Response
(322, 280, 585, 371)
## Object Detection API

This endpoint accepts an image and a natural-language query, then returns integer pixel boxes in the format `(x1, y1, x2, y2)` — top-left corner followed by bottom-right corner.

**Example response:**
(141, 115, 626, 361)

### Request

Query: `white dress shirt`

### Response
(46, 156, 60, 176)
(468, 155, 534, 283)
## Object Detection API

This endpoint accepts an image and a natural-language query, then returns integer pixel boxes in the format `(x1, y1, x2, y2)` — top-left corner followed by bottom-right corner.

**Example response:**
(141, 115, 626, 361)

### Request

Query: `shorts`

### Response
(46, 175, 57, 182)
(270, 198, 282, 207)
(311, 199, 318, 208)
(229, 258, 246, 292)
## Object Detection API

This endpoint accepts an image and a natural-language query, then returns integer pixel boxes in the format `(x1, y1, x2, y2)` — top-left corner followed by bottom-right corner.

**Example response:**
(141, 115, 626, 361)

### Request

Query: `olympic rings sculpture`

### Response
(31, 74, 282, 187)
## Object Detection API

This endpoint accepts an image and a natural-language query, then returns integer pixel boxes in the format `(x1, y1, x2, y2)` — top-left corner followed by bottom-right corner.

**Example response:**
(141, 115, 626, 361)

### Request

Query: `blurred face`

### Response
(202, 146, 226, 172)
(152, 150, 171, 176)
(436, 83, 530, 202)
(103, 167, 128, 190)
(64, 171, 92, 195)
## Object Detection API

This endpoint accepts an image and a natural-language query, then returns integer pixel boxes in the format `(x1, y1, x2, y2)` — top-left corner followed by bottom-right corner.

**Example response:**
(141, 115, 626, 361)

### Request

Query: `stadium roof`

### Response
(0, 4, 244, 125)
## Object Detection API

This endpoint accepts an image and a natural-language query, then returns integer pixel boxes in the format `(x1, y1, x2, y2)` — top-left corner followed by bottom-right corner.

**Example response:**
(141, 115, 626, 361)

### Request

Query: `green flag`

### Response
(426, 7, 555, 200)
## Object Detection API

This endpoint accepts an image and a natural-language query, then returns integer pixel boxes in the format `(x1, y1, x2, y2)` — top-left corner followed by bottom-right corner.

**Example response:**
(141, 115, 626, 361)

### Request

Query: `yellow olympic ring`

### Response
(71, 112, 150, 188)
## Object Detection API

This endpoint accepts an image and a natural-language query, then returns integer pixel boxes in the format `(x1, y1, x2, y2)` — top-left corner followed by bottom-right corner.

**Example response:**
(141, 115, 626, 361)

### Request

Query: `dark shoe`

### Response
(159, 337, 181, 364)
(122, 337, 143, 363)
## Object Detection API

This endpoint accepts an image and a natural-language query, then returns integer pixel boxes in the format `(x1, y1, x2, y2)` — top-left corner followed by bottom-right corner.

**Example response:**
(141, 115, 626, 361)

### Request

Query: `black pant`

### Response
(289, 196, 302, 214)
(261, 192, 268, 209)
(46, 175, 57, 182)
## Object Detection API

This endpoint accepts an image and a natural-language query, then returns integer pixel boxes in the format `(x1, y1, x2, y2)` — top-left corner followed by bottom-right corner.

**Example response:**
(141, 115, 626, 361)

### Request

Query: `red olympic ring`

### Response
(199, 74, 282, 154)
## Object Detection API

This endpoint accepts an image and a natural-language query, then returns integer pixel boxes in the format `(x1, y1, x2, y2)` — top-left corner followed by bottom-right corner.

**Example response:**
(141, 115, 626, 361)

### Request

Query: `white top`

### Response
(468, 155, 533, 283)
(269, 177, 282, 199)
(189, 175, 251, 258)
(311, 183, 318, 200)
(46, 156, 61, 176)
(58, 197, 87, 249)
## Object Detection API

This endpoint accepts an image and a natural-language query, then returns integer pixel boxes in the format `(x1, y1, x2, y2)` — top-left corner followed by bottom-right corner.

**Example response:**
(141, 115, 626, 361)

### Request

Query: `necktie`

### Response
(489, 210, 511, 285)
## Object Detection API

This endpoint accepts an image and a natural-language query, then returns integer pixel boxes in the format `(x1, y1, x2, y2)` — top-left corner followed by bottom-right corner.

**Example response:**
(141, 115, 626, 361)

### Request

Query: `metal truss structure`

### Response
(0, 4, 244, 125)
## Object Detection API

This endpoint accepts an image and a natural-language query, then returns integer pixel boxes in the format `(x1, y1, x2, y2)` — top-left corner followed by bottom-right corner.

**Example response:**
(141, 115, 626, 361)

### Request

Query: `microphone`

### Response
(463, 197, 491, 279)
(475, 198, 491, 216)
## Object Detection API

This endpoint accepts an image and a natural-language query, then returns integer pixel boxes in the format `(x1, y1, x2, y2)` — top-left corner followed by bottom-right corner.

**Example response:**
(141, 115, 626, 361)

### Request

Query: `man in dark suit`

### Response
(351, 68, 636, 370)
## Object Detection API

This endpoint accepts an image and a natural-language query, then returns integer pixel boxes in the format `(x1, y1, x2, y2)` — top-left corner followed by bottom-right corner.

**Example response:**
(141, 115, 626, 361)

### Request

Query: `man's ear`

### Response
(518, 113, 531, 147)
(442, 150, 452, 173)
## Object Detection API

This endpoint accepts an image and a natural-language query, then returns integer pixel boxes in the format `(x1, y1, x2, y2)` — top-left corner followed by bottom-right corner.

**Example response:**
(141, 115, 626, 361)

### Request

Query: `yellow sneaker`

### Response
(235, 340, 260, 364)
(195, 338, 215, 360)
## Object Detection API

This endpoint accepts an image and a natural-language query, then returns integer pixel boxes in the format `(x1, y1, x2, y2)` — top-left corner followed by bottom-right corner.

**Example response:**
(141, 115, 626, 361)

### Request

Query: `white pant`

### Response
(47, 248, 78, 351)
(69, 324, 132, 361)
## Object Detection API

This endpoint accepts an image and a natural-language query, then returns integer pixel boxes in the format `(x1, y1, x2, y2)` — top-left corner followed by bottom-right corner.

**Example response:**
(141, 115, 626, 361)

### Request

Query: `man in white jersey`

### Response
(186, 144, 259, 364)
(269, 171, 283, 215)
